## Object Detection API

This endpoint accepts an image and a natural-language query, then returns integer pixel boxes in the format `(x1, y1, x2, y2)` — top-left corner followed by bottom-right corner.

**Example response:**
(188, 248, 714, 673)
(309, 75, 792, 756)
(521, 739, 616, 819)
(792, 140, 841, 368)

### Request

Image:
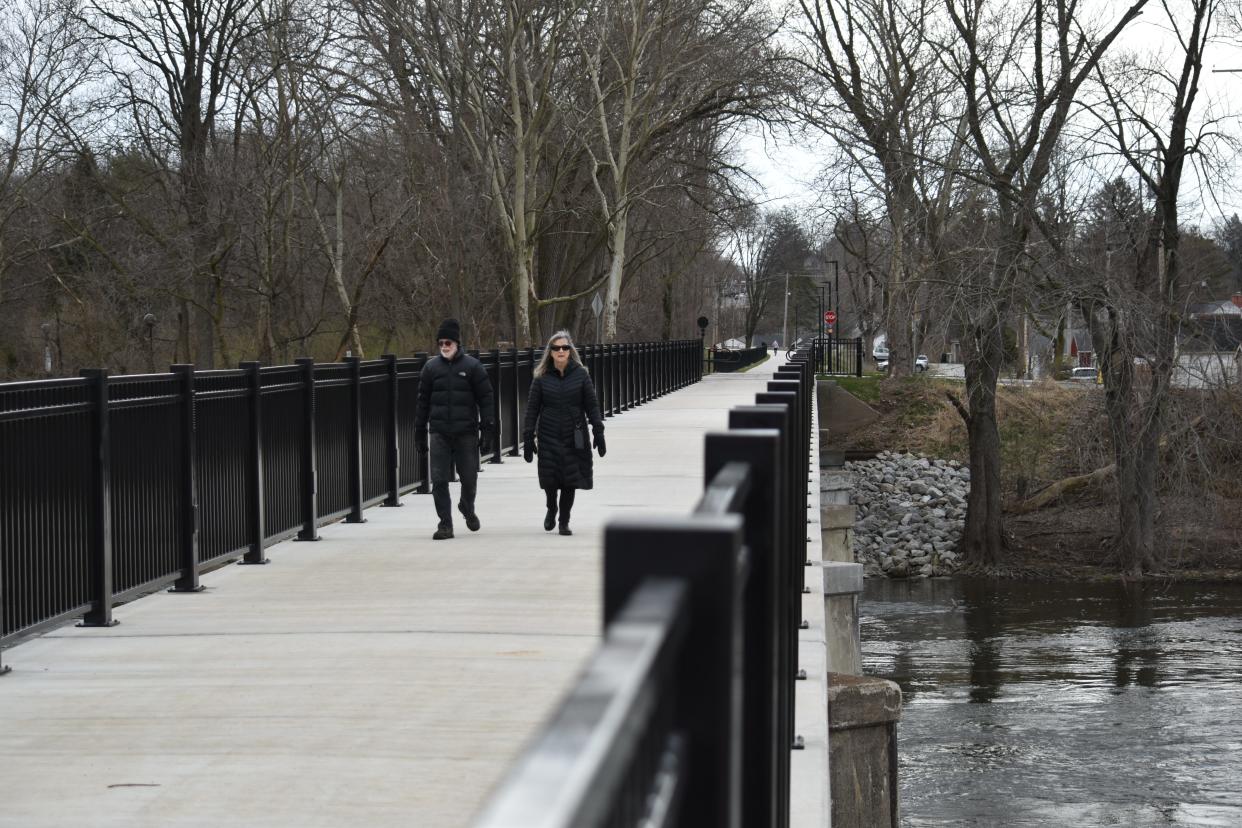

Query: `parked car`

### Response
(1069, 366, 1098, 383)
(876, 354, 928, 372)
(873, 346, 889, 362)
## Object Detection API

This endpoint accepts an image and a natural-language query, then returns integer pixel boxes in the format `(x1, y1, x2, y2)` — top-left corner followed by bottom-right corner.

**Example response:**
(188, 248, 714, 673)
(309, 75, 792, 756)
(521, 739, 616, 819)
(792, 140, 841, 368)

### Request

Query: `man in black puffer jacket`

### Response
(414, 319, 496, 540)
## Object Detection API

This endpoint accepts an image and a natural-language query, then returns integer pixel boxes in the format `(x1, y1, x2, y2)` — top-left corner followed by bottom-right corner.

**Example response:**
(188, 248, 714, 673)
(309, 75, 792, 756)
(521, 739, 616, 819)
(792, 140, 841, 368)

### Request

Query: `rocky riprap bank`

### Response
(846, 451, 969, 578)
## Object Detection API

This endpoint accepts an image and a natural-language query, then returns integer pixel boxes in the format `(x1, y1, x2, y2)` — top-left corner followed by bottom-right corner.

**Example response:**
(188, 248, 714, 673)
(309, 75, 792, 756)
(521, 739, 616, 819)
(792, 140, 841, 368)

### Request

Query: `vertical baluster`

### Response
(488, 349, 503, 464)
(236, 362, 270, 565)
(507, 348, 520, 456)
(295, 358, 321, 540)
(383, 354, 402, 506)
(167, 364, 208, 587)
(345, 356, 365, 523)
(78, 369, 117, 627)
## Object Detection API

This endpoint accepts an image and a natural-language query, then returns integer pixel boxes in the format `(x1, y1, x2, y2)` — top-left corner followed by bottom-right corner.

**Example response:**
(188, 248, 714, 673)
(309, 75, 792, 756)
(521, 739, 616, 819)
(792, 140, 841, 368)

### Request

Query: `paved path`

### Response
(0, 357, 828, 828)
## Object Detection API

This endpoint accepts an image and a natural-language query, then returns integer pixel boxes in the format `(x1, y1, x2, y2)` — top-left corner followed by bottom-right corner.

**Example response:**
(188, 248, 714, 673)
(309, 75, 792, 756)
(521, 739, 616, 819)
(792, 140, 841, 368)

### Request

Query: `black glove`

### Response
(593, 430, 606, 457)
(523, 433, 536, 463)
(415, 428, 428, 453)
(479, 427, 493, 455)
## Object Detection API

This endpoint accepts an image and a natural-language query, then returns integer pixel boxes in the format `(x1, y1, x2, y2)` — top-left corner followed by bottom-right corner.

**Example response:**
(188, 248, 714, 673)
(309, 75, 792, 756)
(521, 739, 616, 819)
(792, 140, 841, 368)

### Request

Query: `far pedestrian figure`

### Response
(522, 331, 605, 535)
(414, 319, 497, 540)
(772, 341, 779, 355)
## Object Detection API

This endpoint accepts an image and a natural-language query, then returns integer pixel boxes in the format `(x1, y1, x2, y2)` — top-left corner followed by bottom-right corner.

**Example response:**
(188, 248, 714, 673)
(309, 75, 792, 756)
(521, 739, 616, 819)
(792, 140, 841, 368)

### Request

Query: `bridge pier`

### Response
(826, 672, 902, 828)
(820, 449, 863, 675)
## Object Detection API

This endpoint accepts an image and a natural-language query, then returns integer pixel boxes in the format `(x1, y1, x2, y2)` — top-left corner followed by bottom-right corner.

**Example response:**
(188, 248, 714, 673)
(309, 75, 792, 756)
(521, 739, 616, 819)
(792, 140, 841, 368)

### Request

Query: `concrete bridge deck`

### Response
(0, 358, 828, 828)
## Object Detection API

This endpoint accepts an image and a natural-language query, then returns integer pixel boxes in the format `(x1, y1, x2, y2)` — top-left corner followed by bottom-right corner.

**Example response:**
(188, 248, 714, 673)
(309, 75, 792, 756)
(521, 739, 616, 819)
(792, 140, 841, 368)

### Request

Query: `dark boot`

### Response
(433, 524, 454, 540)
(557, 489, 575, 536)
(458, 502, 481, 532)
(544, 488, 558, 531)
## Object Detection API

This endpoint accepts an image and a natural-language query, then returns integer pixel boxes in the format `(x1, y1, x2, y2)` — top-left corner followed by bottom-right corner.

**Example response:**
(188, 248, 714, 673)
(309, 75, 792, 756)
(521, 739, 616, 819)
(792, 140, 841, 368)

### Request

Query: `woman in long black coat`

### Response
(522, 331, 605, 535)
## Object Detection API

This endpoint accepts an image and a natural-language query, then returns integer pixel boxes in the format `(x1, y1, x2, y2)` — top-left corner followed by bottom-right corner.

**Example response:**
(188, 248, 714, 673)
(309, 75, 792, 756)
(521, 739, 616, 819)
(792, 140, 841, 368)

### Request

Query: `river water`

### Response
(860, 578, 1242, 827)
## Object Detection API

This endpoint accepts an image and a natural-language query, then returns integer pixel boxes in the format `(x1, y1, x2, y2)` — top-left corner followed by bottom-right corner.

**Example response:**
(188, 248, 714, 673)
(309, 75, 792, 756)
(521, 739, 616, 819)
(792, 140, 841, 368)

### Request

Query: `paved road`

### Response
(0, 357, 828, 828)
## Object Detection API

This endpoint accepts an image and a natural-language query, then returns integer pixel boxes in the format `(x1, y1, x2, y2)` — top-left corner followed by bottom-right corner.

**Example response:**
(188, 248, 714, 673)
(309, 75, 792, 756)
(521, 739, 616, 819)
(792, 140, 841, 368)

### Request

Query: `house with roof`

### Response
(1176, 293, 1242, 388)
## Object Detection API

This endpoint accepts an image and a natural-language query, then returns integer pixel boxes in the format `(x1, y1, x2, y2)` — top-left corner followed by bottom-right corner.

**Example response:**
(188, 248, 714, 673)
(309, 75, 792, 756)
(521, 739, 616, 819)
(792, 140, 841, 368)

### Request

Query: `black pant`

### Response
(431, 432, 479, 527)
(544, 487, 576, 525)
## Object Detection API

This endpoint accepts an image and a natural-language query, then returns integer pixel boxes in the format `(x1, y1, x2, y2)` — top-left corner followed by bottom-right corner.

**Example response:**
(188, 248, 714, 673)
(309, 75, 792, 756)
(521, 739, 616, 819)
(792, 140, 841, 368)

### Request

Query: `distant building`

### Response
(1178, 293, 1242, 388)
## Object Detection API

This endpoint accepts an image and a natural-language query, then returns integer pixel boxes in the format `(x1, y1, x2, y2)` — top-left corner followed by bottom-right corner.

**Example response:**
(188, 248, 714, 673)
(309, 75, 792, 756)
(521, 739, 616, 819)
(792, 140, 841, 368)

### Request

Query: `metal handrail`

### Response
(474, 579, 689, 828)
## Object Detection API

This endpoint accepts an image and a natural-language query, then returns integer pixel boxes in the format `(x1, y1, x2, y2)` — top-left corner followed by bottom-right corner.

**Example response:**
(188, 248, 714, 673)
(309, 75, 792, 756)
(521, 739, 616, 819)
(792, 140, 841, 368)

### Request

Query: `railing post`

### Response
(169, 365, 209, 586)
(413, 353, 432, 493)
(856, 337, 864, 377)
(632, 343, 640, 407)
(644, 342, 652, 401)
(604, 516, 746, 828)
(383, 354, 402, 506)
(754, 390, 802, 676)
(610, 343, 620, 414)
(705, 428, 785, 828)
(602, 343, 612, 417)
(729, 403, 796, 821)
(78, 368, 117, 627)
(295, 357, 320, 541)
(489, 349, 503, 464)
(346, 356, 365, 523)
(507, 347, 521, 455)
(0, 522, 8, 670)
(234, 361, 270, 566)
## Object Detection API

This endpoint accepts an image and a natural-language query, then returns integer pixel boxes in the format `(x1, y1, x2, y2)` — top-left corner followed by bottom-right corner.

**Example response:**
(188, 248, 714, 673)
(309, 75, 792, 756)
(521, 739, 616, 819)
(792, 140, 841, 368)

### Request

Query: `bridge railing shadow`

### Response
(474, 347, 818, 828)
(0, 340, 702, 674)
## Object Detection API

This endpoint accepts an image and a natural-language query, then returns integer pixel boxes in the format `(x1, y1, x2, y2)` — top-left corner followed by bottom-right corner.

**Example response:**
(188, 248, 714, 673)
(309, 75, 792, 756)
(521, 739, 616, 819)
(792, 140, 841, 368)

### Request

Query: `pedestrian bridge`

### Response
(0, 347, 829, 827)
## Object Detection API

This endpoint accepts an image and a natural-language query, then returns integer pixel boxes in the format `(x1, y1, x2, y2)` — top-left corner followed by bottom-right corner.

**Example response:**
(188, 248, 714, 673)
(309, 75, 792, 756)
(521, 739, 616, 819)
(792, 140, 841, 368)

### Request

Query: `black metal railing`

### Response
(705, 346, 769, 374)
(0, 340, 703, 671)
(810, 336, 864, 376)
(474, 349, 817, 828)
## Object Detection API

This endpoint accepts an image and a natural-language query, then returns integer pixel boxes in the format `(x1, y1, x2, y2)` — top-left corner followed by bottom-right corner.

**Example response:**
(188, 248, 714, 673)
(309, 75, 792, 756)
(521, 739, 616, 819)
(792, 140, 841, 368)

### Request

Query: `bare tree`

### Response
(0, 0, 97, 307)
(572, 0, 783, 341)
(938, 0, 1146, 568)
(1075, 0, 1226, 575)
(794, 0, 970, 377)
(82, 0, 266, 367)
(724, 205, 812, 346)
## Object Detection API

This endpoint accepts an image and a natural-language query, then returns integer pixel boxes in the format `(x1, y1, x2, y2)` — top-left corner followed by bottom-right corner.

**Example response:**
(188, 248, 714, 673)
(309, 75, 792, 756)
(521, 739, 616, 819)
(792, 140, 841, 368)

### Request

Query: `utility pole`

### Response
(780, 271, 790, 349)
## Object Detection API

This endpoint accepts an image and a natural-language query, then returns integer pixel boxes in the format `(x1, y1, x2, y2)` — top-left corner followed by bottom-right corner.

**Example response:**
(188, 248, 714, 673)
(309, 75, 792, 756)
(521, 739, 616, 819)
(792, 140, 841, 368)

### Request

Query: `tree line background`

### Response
(4, 0, 1242, 575)
(1, 0, 791, 376)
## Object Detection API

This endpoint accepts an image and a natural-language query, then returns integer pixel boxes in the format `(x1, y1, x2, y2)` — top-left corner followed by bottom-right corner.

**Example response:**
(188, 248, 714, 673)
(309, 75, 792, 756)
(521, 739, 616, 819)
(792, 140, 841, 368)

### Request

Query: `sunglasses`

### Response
(438, 339, 455, 347)
(549, 344, 572, 352)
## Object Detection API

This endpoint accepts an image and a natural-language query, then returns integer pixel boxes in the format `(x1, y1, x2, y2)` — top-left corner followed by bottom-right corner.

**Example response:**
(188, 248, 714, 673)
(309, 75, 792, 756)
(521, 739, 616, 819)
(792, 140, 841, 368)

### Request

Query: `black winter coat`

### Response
(414, 350, 496, 436)
(523, 361, 604, 490)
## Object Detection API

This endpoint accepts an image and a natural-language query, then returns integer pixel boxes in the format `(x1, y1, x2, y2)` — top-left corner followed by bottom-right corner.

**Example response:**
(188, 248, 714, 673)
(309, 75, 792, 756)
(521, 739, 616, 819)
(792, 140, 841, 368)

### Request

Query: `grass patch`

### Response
(829, 374, 883, 403)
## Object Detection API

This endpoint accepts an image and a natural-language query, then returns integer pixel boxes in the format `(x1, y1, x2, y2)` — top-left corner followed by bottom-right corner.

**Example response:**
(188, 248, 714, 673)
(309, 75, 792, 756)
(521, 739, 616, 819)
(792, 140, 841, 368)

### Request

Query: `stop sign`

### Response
(824, 310, 837, 325)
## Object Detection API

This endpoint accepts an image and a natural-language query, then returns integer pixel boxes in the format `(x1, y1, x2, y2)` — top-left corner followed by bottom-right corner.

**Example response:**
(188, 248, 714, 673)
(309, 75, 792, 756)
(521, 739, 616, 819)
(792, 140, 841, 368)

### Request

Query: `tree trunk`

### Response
(960, 319, 1006, 567)
(886, 222, 911, 377)
(192, 265, 216, 369)
(1114, 420, 1158, 576)
(602, 204, 628, 342)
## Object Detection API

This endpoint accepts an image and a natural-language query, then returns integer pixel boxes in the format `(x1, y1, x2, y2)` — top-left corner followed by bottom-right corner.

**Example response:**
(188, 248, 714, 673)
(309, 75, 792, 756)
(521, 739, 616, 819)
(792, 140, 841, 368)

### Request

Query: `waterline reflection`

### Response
(861, 578, 1242, 827)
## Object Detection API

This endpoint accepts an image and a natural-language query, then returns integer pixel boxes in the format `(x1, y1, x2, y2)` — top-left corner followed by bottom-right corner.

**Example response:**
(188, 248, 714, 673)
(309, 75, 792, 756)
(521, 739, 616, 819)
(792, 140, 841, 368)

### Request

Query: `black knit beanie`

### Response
(436, 318, 461, 345)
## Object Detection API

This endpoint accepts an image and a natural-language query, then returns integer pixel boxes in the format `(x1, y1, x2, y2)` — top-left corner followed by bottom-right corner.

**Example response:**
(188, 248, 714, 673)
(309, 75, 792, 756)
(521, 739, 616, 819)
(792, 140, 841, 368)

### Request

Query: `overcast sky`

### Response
(738, 4, 1242, 231)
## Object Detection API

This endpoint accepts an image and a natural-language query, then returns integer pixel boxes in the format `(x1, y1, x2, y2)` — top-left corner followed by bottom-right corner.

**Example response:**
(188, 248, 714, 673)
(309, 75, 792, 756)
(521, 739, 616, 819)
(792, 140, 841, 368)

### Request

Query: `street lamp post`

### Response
(697, 315, 709, 374)
(780, 271, 790, 351)
(143, 313, 157, 373)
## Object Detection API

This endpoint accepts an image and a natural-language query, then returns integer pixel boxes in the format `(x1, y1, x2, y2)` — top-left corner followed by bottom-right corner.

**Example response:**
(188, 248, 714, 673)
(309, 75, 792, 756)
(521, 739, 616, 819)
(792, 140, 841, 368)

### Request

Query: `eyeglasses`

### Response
(549, 344, 572, 352)
(438, 340, 455, 347)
